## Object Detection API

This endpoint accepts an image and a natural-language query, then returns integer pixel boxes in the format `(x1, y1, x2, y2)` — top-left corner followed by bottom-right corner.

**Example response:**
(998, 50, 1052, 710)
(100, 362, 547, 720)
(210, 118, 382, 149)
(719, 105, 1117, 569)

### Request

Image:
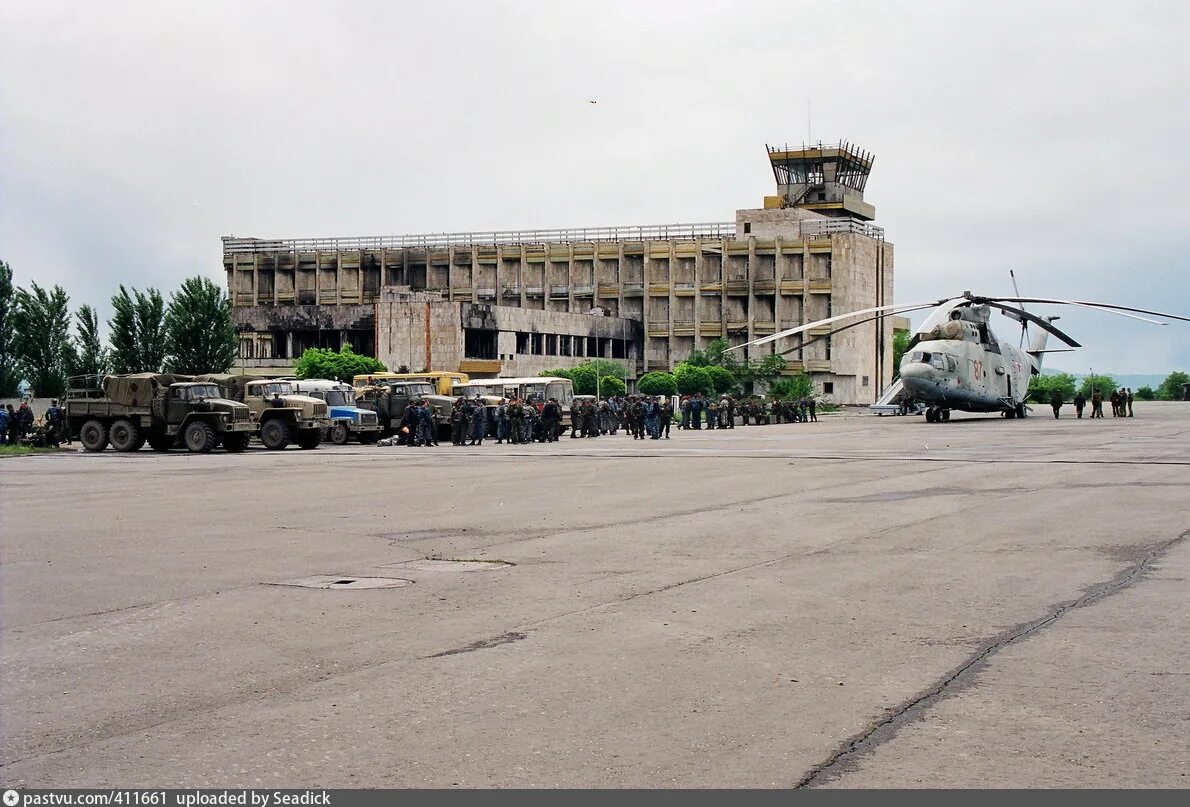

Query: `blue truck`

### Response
(288, 379, 382, 444)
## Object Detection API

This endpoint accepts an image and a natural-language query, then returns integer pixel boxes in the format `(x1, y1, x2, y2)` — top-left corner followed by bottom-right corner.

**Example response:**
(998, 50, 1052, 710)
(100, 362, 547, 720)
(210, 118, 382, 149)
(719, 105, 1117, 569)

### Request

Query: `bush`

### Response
(294, 345, 386, 383)
(1157, 371, 1189, 400)
(637, 371, 677, 396)
(673, 363, 714, 396)
(705, 364, 736, 395)
(1135, 385, 1157, 401)
(768, 373, 813, 400)
(598, 376, 627, 397)
(1078, 374, 1118, 399)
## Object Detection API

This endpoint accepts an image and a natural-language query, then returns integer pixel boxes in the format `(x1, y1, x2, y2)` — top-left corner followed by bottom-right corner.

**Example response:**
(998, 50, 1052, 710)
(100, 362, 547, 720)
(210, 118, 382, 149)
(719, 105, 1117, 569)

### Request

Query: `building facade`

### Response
(224, 142, 895, 403)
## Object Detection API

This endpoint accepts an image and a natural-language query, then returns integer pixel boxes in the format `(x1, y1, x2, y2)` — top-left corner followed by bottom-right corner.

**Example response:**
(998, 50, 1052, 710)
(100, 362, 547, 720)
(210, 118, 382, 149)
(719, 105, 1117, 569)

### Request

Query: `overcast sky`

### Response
(2, 0, 1188, 374)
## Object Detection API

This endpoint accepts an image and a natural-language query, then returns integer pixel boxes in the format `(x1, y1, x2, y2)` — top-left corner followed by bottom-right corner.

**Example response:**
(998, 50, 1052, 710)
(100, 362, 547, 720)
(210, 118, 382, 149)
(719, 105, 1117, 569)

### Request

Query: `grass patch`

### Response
(0, 445, 61, 458)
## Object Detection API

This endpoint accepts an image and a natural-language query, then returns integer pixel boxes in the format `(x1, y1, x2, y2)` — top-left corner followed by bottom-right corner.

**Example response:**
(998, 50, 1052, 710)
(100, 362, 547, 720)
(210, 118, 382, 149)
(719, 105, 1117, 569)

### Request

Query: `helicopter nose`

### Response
(899, 362, 932, 381)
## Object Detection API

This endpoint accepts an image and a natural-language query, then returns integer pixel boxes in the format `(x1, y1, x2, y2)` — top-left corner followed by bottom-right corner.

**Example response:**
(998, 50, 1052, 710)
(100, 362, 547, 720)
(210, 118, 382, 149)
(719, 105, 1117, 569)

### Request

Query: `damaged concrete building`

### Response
(223, 142, 894, 403)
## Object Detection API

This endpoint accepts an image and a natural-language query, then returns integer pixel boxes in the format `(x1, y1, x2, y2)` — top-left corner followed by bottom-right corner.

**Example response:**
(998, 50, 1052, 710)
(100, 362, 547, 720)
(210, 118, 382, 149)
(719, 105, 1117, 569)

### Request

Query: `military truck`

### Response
(355, 379, 453, 438)
(286, 378, 382, 444)
(65, 373, 255, 453)
(198, 375, 329, 450)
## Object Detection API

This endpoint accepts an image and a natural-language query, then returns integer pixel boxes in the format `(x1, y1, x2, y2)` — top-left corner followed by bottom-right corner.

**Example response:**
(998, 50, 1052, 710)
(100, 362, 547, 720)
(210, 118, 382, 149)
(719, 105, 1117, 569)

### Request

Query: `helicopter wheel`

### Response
(941, 409, 951, 422)
(925, 407, 936, 423)
(1015, 402, 1028, 419)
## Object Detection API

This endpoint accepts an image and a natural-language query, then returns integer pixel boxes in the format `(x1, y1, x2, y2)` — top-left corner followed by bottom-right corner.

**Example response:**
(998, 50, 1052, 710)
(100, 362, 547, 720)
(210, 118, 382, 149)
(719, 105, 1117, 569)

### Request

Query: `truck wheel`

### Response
(223, 432, 250, 453)
(148, 433, 173, 452)
(109, 419, 141, 452)
(329, 423, 350, 445)
(296, 429, 321, 450)
(80, 420, 109, 452)
(260, 419, 290, 450)
(184, 421, 216, 453)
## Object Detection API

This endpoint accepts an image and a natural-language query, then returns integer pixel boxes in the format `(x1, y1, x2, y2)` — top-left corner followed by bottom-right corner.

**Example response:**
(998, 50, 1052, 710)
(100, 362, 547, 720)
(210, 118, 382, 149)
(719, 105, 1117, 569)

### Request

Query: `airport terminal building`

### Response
(223, 142, 895, 404)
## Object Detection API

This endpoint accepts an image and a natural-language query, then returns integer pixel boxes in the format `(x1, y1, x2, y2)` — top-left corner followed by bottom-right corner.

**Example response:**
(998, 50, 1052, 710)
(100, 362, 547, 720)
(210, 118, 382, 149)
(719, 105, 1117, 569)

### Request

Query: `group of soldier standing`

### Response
(1049, 387, 1136, 419)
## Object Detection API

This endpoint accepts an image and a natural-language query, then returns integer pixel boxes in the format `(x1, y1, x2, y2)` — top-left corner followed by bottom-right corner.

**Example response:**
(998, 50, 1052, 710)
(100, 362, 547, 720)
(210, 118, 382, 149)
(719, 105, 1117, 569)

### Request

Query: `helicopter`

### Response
(728, 289, 1189, 423)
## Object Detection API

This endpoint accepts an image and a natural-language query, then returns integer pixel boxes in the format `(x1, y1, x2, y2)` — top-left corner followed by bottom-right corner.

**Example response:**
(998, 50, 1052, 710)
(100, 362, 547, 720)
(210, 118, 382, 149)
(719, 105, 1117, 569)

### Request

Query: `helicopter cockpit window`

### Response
(945, 355, 958, 372)
(910, 351, 930, 364)
(930, 354, 947, 371)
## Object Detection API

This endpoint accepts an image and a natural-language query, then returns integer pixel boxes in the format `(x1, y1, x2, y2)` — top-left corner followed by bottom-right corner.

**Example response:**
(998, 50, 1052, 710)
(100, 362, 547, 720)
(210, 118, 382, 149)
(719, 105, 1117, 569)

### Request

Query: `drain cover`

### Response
(387, 559, 513, 573)
(272, 575, 414, 590)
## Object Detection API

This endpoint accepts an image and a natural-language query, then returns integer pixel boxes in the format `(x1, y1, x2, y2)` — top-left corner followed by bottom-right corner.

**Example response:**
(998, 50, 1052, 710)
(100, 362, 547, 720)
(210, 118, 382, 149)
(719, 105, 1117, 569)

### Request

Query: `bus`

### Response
(352, 371, 468, 397)
(456, 377, 575, 410)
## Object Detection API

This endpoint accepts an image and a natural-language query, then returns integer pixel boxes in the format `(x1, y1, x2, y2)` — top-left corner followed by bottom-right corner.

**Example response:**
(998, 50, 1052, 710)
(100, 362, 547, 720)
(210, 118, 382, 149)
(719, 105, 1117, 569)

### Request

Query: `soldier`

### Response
(0, 404, 8, 445)
(1109, 389, 1120, 417)
(399, 400, 419, 446)
(808, 396, 818, 423)
(417, 400, 438, 446)
(495, 398, 509, 444)
(644, 396, 661, 439)
(724, 395, 736, 429)
(689, 393, 703, 430)
(508, 397, 525, 444)
(1091, 389, 1104, 418)
(706, 398, 719, 430)
(44, 399, 66, 446)
(525, 402, 539, 443)
(450, 399, 466, 445)
(679, 396, 690, 430)
(583, 399, 599, 438)
(542, 397, 561, 442)
(1073, 391, 1086, 419)
(469, 399, 487, 446)
(1127, 388, 1134, 417)
(631, 396, 646, 439)
(14, 402, 33, 441)
(660, 397, 673, 439)
(1049, 388, 1064, 419)
(569, 399, 583, 438)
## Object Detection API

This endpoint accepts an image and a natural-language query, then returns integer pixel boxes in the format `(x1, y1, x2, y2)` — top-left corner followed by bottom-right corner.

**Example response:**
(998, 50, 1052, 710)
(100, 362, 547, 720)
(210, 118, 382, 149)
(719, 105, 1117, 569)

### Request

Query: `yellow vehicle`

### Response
(352, 371, 468, 397)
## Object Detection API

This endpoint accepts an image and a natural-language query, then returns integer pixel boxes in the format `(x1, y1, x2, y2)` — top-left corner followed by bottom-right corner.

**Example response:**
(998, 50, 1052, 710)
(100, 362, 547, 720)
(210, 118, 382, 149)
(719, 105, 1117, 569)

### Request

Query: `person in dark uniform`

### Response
(1126, 388, 1134, 417)
(1073, 392, 1086, 419)
(469, 399, 487, 446)
(1091, 389, 1104, 418)
(1049, 389, 1064, 418)
(660, 398, 673, 439)
(508, 398, 525, 444)
(44, 399, 66, 446)
(399, 401, 418, 446)
(542, 398, 561, 442)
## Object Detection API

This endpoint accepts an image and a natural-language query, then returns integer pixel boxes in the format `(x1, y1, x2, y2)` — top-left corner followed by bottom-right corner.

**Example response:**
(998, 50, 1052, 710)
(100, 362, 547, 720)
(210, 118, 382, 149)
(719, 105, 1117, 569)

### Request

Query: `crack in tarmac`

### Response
(793, 528, 1190, 789)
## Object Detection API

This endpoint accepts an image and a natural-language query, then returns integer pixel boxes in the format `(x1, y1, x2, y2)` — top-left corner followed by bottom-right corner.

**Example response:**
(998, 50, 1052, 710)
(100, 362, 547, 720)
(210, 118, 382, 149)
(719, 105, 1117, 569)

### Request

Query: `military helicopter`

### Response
(729, 289, 1189, 423)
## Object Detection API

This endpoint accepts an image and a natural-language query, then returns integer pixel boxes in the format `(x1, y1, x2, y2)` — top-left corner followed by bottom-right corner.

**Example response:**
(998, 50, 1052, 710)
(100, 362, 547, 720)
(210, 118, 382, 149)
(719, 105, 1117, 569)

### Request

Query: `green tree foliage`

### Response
(71, 304, 109, 378)
(706, 364, 737, 395)
(768, 372, 814, 400)
(1156, 371, 1189, 401)
(892, 331, 912, 378)
(11, 282, 73, 398)
(109, 285, 166, 373)
(567, 365, 598, 395)
(1027, 372, 1078, 404)
(637, 371, 677, 396)
(0, 260, 19, 396)
(684, 338, 737, 371)
(540, 360, 628, 396)
(673, 363, 714, 396)
(1078, 374, 1119, 399)
(294, 345, 386, 382)
(1135, 385, 1157, 401)
(163, 276, 239, 375)
(598, 376, 627, 397)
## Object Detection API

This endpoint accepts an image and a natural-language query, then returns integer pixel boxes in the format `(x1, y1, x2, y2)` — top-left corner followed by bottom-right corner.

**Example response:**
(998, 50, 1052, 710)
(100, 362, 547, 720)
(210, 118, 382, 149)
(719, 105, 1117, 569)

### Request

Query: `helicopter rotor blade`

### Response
(978, 300, 1082, 348)
(776, 306, 939, 356)
(971, 296, 1189, 324)
(725, 300, 946, 352)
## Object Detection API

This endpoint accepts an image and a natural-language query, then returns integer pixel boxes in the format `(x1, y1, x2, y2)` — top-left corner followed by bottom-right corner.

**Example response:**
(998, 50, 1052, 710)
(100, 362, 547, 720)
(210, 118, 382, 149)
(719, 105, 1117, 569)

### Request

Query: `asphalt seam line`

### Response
(793, 527, 1190, 789)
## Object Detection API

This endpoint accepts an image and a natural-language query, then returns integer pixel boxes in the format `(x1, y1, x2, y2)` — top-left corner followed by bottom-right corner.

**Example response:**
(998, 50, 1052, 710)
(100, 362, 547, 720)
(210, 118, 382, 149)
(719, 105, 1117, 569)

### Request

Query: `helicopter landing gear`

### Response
(1015, 402, 1028, 419)
(925, 407, 950, 423)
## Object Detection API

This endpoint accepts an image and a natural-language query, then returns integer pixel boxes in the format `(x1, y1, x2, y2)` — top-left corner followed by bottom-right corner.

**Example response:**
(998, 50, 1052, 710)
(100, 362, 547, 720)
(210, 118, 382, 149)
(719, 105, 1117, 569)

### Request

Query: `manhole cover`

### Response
(271, 575, 414, 590)
(387, 559, 513, 573)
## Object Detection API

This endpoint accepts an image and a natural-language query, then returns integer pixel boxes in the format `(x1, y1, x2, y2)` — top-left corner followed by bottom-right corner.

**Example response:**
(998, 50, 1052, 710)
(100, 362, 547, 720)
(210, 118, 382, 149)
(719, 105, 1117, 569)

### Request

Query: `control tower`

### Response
(765, 141, 876, 220)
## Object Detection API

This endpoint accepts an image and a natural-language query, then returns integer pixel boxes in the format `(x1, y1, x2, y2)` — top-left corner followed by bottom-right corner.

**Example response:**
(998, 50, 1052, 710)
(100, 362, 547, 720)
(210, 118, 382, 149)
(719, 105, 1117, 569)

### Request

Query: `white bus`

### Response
(456, 376, 575, 410)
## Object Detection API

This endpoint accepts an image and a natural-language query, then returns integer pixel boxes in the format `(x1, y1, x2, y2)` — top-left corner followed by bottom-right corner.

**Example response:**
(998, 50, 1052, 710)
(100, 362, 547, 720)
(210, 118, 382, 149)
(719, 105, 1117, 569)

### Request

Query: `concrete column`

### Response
(494, 246, 503, 312)
(746, 236, 756, 358)
(667, 241, 676, 367)
(642, 251, 650, 372)
(693, 240, 703, 349)
(567, 244, 576, 314)
(519, 246, 528, 309)
(447, 248, 455, 301)
(335, 252, 342, 305)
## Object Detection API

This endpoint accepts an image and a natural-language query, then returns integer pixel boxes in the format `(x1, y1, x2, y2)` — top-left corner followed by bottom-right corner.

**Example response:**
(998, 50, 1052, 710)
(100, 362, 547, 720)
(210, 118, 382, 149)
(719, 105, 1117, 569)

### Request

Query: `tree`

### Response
(769, 373, 814, 400)
(71, 304, 109, 378)
(637, 371, 677, 396)
(163, 276, 239, 375)
(11, 282, 73, 398)
(567, 365, 598, 395)
(294, 345, 386, 382)
(1135, 385, 1157, 401)
(583, 359, 628, 380)
(109, 285, 166, 373)
(1156, 371, 1189, 401)
(0, 260, 19, 396)
(892, 331, 912, 378)
(736, 353, 787, 393)
(1078, 374, 1118, 399)
(706, 364, 737, 395)
(598, 376, 627, 397)
(673, 362, 714, 396)
(1026, 372, 1077, 404)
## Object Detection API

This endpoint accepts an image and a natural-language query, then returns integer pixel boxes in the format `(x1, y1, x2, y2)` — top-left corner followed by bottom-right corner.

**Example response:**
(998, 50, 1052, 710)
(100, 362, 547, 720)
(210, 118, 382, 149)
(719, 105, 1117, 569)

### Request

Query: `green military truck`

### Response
(66, 373, 255, 453)
(355, 379, 453, 438)
(198, 375, 329, 450)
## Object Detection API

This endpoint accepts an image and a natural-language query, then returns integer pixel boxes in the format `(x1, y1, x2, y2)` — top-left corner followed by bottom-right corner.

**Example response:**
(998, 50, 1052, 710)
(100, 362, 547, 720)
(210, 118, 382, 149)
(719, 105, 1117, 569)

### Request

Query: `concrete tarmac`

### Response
(1, 404, 1188, 788)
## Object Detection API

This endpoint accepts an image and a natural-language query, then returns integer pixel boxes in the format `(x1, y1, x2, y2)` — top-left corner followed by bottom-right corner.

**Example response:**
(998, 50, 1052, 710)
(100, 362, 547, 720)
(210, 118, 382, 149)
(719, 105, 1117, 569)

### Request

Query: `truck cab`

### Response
(198, 375, 330, 450)
(355, 380, 453, 437)
(286, 378, 381, 444)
